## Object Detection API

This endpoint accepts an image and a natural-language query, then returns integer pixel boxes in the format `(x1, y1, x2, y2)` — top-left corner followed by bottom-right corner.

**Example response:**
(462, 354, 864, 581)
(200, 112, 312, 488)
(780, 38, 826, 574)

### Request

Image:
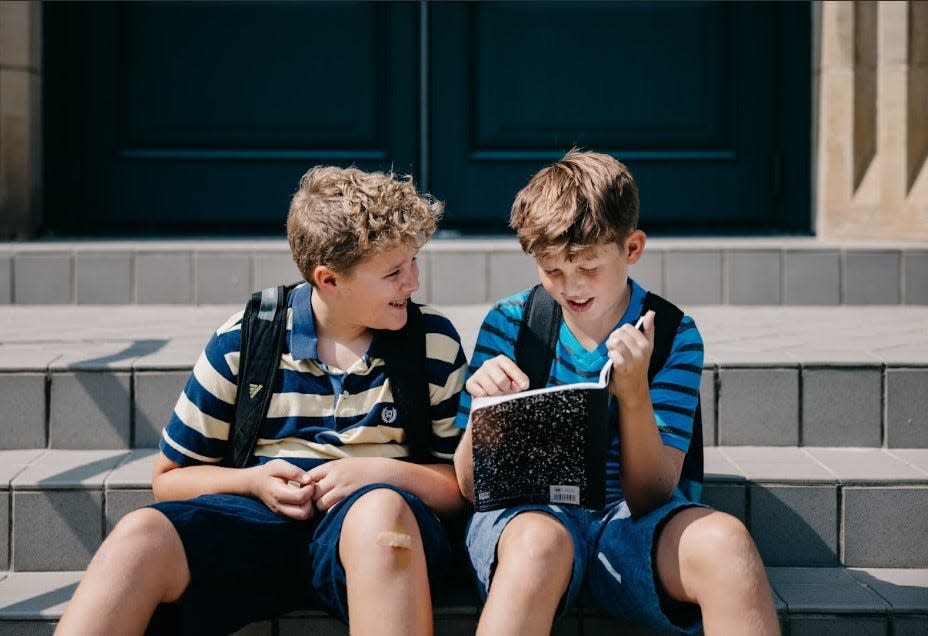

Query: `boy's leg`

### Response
(308, 483, 452, 636)
(477, 511, 573, 636)
(654, 507, 779, 635)
(588, 496, 779, 635)
(466, 505, 591, 636)
(339, 489, 431, 635)
(55, 508, 190, 635)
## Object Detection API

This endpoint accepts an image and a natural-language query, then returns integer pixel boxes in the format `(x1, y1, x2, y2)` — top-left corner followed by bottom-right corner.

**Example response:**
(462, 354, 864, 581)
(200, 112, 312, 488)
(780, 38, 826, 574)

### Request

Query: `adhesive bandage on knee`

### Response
(376, 530, 413, 550)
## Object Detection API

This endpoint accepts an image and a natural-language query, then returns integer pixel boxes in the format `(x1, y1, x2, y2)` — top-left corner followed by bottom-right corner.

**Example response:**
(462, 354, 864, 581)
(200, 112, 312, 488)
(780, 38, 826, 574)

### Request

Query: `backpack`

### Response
(514, 284, 704, 502)
(223, 284, 433, 468)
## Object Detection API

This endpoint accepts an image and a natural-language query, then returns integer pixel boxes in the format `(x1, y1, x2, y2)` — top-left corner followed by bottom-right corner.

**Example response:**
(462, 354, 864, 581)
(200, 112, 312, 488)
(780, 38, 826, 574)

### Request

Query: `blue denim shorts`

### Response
(465, 492, 706, 633)
(151, 482, 450, 635)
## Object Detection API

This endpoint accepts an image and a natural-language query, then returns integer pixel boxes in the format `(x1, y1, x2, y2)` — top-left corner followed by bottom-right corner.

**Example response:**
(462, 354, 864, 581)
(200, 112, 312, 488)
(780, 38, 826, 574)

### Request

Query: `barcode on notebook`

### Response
(549, 485, 580, 505)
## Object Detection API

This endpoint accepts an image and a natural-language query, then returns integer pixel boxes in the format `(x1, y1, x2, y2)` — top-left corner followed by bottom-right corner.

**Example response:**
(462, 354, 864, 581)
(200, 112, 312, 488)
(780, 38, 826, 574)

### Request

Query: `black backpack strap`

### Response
(642, 292, 704, 493)
(379, 302, 432, 463)
(226, 285, 292, 468)
(514, 285, 561, 390)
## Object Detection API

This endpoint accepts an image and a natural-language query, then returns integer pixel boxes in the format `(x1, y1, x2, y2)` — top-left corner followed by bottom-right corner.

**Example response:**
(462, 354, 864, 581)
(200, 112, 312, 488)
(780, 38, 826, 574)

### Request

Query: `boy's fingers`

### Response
(493, 356, 529, 391)
(642, 310, 656, 343)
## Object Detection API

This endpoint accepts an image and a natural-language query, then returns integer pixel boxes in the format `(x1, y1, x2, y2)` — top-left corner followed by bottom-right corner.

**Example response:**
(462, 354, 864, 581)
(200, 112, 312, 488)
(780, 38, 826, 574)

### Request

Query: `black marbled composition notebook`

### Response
(470, 364, 611, 512)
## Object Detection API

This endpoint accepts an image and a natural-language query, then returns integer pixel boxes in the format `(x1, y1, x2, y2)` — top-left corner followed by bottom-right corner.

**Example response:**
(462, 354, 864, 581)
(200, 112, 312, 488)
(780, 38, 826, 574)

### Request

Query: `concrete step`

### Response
(1, 237, 927, 306)
(1, 448, 925, 572)
(2, 304, 927, 450)
(0, 567, 925, 635)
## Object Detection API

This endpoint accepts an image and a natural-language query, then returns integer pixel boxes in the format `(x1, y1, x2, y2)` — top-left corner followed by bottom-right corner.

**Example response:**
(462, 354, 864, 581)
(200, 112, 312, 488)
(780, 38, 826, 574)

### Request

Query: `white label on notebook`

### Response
(477, 491, 490, 501)
(549, 485, 580, 505)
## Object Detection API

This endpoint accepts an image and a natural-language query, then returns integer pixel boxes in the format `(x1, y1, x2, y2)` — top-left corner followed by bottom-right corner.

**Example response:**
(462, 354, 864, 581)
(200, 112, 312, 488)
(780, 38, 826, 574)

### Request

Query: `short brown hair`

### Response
(509, 149, 639, 259)
(287, 166, 442, 282)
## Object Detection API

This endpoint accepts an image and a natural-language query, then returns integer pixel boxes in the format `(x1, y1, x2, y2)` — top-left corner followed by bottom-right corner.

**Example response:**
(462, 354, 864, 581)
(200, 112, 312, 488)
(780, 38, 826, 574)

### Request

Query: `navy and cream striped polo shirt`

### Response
(454, 278, 704, 505)
(161, 283, 467, 470)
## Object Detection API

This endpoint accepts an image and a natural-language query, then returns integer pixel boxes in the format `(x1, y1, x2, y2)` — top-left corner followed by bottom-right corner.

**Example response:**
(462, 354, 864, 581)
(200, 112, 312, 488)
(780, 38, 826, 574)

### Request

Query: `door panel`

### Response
(429, 1, 808, 233)
(44, 1, 419, 233)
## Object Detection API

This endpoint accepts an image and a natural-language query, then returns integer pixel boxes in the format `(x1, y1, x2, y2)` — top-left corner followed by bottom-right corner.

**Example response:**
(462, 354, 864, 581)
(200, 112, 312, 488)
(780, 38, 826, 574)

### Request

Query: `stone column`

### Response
(0, 1, 41, 238)
(817, 1, 928, 239)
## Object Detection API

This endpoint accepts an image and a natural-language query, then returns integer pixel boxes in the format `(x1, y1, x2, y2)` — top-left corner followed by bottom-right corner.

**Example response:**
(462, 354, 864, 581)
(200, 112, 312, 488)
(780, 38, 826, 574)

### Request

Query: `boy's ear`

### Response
(624, 230, 647, 265)
(311, 265, 340, 293)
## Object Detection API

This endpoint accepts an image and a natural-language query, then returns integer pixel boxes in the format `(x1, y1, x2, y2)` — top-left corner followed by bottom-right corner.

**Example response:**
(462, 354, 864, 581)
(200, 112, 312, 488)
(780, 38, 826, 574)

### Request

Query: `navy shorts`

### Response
(466, 492, 707, 633)
(151, 483, 451, 635)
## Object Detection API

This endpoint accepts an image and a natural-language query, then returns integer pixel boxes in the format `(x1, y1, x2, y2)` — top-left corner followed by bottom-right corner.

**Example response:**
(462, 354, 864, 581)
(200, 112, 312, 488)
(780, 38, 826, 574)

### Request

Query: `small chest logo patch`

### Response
(248, 383, 263, 399)
(381, 406, 398, 424)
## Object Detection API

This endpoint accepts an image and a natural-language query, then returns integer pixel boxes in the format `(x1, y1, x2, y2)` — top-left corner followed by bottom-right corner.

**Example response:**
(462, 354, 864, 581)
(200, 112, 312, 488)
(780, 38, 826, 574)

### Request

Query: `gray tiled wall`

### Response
(196, 253, 252, 304)
(136, 252, 193, 304)
(0, 252, 11, 304)
(12, 490, 103, 570)
(430, 252, 487, 304)
(801, 367, 882, 446)
(844, 251, 900, 305)
(718, 369, 799, 445)
(664, 251, 723, 305)
(76, 253, 132, 304)
(886, 369, 928, 447)
(843, 486, 928, 567)
(14, 254, 72, 304)
(905, 251, 928, 304)
(133, 371, 188, 447)
(750, 485, 838, 566)
(0, 491, 7, 570)
(784, 251, 841, 305)
(2, 242, 927, 305)
(728, 250, 782, 305)
(0, 373, 45, 449)
(48, 372, 131, 449)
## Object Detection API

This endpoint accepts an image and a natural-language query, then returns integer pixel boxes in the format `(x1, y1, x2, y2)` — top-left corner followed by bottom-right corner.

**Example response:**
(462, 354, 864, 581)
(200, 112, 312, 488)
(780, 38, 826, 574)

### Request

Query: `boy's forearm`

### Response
(152, 455, 254, 502)
(616, 393, 680, 515)
(453, 425, 475, 502)
(385, 460, 466, 515)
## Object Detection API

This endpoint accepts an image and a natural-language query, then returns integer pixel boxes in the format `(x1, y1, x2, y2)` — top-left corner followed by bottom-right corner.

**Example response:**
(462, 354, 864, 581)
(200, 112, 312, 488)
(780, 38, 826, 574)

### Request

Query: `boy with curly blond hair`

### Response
(58, 166, 468, 636)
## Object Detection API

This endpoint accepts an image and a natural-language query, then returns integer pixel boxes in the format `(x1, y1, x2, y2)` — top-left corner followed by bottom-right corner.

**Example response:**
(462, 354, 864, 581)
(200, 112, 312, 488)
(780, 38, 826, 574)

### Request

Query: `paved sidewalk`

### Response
(1, 304, 927, 369)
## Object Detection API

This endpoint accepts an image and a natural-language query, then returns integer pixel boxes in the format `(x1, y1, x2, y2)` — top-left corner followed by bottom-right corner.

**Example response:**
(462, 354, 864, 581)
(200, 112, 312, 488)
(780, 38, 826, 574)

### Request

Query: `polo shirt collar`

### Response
(289, 283, 318, 361)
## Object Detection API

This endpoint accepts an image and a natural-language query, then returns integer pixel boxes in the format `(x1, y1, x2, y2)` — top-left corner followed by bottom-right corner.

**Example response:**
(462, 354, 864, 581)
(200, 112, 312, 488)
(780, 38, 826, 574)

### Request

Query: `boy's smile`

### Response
(312, 243, 421, 342)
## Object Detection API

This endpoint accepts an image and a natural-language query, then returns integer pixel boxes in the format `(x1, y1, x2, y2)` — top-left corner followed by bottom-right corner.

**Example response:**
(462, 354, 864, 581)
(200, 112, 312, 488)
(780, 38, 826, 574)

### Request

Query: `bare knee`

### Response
(497, 512, 574, 578)
(339, 489, 422, 567)
(90, 508, 189, 600)
(678, 512, 763, 586)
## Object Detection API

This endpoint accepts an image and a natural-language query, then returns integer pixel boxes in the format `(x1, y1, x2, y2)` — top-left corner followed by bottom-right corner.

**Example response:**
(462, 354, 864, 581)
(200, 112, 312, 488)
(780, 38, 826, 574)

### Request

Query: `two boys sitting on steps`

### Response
(57, 151, 778, 636)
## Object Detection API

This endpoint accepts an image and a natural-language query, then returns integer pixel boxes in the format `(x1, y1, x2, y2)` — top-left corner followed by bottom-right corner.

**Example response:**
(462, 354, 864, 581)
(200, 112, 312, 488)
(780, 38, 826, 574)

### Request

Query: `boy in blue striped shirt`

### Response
(453, 150, 778, 635)
(58, 166, 468, 635)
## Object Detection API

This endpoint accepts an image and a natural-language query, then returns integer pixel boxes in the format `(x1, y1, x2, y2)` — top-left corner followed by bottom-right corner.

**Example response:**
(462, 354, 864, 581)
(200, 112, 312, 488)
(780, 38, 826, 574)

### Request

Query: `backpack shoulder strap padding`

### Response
(227, 285, 292, 468)
(514, 285, 561, 390)
(378, 302, 432, 463)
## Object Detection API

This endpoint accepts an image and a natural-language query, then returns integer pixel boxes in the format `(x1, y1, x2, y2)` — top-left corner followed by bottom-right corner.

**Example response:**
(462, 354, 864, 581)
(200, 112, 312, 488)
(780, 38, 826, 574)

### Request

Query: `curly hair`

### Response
(287, 166, 443, 282)
(510, 149, 639, 259)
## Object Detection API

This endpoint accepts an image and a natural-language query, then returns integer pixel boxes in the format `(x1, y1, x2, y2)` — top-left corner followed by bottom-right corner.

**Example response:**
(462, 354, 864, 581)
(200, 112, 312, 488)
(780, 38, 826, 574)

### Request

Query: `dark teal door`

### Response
(44, 1, 809, 235)
(44, 1, 420, 234)
(429, 1, 810, 234)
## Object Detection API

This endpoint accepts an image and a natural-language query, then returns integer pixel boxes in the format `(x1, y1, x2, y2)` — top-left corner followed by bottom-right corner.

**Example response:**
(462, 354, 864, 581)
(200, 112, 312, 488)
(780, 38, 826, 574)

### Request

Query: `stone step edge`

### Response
(0, 568, 925, 622)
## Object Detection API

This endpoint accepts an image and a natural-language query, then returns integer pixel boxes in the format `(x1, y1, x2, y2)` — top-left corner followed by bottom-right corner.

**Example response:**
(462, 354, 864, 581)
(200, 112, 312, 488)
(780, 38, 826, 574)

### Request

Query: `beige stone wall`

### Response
(0, 1, 42, 238)
(817, 1, 928, 239)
